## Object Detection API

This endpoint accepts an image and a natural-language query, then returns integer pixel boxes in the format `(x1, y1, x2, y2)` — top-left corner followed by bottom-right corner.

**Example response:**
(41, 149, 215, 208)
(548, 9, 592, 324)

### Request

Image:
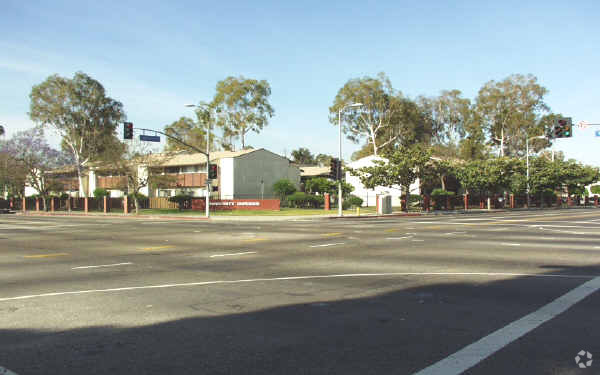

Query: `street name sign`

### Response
(139, 135, 161, 142)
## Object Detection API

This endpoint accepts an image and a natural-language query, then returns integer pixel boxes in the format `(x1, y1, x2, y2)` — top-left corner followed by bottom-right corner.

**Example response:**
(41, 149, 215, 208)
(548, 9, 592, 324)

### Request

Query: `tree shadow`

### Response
(1, 264, 599, 375)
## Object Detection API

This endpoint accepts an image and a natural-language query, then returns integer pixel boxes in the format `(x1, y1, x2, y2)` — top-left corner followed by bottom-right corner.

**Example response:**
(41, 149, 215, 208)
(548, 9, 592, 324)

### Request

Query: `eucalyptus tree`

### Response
(330, 73, 431, 157)
(212, 76, 274, 150)
(29, 72, 125, 196)
(475, 74, 551, 157)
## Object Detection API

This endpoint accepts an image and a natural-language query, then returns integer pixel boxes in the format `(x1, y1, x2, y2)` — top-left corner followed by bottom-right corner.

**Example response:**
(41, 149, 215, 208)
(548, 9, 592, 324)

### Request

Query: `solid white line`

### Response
(500, 243, 521, 247)
(386, 237, 412, 240)
(309, 243, 345, 248)
(72, 262, 133, 270)
(210, 251, 256, 258)
(0, 366, 19, 375)
(0, 272, 596, 303)
(412, 276, 600, 375)
(444, 232, 467, 235)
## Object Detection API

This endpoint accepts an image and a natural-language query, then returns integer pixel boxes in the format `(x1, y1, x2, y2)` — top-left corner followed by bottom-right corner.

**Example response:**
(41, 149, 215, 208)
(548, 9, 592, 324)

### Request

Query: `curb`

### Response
(17, 212, 210, 220)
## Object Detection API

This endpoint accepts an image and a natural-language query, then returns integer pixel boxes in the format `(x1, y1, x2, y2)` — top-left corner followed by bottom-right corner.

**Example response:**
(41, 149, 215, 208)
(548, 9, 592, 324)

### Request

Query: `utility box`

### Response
(377, 195, 392, 215)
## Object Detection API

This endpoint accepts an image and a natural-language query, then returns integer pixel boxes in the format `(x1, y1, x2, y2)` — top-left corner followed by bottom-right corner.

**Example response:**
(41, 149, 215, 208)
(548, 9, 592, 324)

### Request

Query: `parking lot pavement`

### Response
(0, 209, 599, 374)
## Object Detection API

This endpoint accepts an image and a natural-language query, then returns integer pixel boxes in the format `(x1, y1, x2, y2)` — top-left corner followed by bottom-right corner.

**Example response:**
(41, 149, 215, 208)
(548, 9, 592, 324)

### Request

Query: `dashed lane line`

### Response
(321, 232, 343, 237)
(23, 253, 69, 258)
(72, 262, 133, 270)
(412, 276, 600, 375)
(241, 238, 268, 243)
(210, 251, 257, 258)
(139, 245, 175, 251)
(309, 243, 345, 248)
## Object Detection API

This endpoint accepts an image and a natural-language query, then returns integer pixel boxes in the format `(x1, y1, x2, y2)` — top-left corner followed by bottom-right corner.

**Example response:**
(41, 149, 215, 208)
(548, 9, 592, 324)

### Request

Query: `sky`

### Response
(2, 0, 599, 164)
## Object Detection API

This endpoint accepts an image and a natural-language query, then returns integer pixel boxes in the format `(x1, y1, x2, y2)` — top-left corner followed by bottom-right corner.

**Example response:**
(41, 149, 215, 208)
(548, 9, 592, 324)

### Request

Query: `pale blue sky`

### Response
(2, 0, 599, 164)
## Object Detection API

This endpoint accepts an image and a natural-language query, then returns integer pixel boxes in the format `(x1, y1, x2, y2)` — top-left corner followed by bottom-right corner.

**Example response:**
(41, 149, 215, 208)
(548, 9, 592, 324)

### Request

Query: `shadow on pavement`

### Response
(1, 264, 599, 375)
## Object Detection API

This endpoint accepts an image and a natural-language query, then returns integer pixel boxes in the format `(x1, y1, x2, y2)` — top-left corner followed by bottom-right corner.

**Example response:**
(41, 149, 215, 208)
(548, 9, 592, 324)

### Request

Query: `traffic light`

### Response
(329, 158, 340, 180)
(208, 163, 218, 179)
(123, 122, 133, 139)
(553, 117, 573, 138)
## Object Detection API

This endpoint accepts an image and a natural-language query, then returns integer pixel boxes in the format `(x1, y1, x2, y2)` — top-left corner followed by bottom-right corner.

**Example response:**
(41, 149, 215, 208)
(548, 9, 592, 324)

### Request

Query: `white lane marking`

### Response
(500, 243, 521, 247)
(593, 246, 600, 249)
(386, 236, 412, 240)
(0, 272, 595, 303)
(0, 366, 19, 375)
(72, 262, 132, 270)
(444, 231, 467, 235)
(537, 227, 586, 235)
(210, 251, 256, 258)
(412, 239, 425, 242)
(309, 243, 345, 248)
(412, 276, 600, 375)
(141, 221, 171, 224)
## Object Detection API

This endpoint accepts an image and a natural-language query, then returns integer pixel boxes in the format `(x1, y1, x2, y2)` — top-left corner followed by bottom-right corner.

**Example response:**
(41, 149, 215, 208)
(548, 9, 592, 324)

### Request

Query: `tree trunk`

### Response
(440, 175, 446, 191)
(42, 195, 48, 211)
(134, 196, 139, 215)
(404, 184, 410, 212)
(75, 157, 86, 197)
(499, 128, 504, 157)
(370, 130, 378, 156)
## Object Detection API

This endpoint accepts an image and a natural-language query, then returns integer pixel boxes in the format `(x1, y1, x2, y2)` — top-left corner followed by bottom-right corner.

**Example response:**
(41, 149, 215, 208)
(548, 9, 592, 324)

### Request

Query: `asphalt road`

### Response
(1, 209, 599, 374)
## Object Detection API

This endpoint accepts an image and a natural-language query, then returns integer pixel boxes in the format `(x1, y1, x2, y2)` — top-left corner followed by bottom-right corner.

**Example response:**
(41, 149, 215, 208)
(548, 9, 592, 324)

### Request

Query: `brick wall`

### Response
(191, 199, 280, 211)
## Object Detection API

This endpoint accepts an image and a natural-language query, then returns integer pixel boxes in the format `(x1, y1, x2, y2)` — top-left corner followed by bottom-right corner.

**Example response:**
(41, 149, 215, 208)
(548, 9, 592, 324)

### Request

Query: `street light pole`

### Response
(185, 103, 212, 218)
(338, 103, 363, 217)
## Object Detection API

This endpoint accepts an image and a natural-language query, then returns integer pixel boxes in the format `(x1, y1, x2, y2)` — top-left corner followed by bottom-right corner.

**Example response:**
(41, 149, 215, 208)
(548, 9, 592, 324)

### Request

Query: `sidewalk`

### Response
(14, 206, 598, 222)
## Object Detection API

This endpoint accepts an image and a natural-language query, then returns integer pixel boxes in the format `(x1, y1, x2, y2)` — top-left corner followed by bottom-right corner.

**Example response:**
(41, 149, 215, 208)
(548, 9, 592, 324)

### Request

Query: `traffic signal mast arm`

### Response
(132, 127, 208, 157)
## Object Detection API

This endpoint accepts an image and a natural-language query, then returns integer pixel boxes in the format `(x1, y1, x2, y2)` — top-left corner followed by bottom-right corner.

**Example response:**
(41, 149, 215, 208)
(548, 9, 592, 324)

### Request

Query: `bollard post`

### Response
(84, 197, 88, 213)
(124, 195, 129, 214)
(22, 197, 26, 212)
(324, 193, 330, 211)
(510, 194, 515, 209)
(464, 194, 468, 211)
(35, 198, 40, 211)
(103, 196, 108, 213)
(51, 198, 55, 212)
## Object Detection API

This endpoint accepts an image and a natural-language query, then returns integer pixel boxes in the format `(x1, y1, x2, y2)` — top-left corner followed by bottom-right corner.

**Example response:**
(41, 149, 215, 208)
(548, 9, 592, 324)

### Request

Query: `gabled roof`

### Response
(147, 148, 258, 167)
(300, 166, 330, 177)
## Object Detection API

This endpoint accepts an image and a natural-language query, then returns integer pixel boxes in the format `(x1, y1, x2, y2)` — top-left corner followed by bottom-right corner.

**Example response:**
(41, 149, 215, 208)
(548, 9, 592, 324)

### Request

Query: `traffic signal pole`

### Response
(127, 125, 212, 218)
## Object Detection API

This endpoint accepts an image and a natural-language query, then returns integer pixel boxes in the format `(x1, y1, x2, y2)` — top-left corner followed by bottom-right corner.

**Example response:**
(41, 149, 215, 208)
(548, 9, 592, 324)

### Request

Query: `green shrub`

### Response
(287, 192, 322, 208)
(93, 188, 110, 198)
(346, 195, 363, 208)
(273, 179, 297, 199)
(59, 193, 69, 200)
(168, 194, 193, 210)
(591, 185, 600, 195)
(128, 192, 147, 200)
(430, 189, 455, 210)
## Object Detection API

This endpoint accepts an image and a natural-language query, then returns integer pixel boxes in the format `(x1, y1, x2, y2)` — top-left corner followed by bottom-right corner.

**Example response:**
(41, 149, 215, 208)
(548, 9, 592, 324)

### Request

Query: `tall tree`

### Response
(475, 74, 550, 157)
(212, 76, 274, 150)
(3, 128, 72, 210)
(331, 73, 431, 156)
(419, 90, 471, 148)
(29, 72, 126, 197)
(164, 116, 217, 153)
(291, 147, 315, 165)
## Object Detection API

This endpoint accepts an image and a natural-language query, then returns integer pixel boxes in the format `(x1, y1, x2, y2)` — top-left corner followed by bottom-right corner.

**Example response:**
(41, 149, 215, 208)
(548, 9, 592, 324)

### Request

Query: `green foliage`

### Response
(273, 179, 297, 199)
(212, 76, 274, 149)
(591, 185, 600, 195)
(287, 192, 323, 208)
(330, 72, 432, 156)
(168, 194, 193, 210)
(430, 188, 455, 210)
(93, 188, 110, 198)
(291, 147, 315, 165)
(305, 177, 335, 195)
(346, 195, 364, 208)
(128, 192, 147, 200)
(164, 116, 215, 153)
(475, 74, 551, 157)
(29, 72, 126, 195)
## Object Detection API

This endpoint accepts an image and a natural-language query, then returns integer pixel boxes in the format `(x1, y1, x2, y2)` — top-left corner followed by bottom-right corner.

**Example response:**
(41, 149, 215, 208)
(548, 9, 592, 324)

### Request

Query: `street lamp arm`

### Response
(136, 128, 208, 157)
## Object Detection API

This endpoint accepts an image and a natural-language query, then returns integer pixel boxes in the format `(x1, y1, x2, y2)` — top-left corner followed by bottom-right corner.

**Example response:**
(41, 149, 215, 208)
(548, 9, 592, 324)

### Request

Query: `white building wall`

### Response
(233, 150, 300, 199)
(346, 155, 420, 207)
(220, 157, 235, 199)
